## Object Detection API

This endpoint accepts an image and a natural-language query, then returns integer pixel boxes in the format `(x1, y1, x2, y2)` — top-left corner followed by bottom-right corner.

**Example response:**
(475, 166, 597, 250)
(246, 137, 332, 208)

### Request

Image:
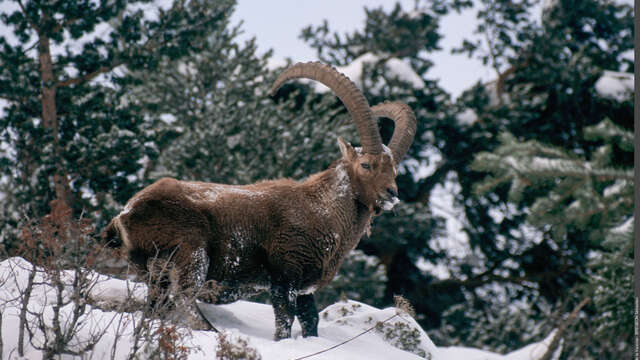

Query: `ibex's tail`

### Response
(101, 218, 123, 248)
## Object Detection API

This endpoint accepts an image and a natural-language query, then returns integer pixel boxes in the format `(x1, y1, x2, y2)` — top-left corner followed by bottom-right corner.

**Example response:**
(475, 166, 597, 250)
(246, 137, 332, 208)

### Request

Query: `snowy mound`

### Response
(0, 257, 557, 359)
(198, 299, 436, 359)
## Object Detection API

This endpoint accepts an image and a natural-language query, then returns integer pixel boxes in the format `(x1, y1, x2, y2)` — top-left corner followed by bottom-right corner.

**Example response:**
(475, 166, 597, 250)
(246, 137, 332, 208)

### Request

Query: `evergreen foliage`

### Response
(470, 117, 633, 358)
(435, 0, 634, 356)
(128, 34, 355, 184)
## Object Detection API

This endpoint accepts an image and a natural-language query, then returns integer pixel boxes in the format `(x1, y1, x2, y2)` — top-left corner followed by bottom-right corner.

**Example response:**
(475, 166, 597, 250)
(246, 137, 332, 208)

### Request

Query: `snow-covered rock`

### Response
(0, 257, 559, 359)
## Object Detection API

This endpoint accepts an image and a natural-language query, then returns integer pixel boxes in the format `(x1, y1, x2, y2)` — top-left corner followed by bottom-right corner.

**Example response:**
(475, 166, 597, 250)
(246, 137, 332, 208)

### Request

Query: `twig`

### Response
(0, 310, 3, 359)
(292, 312, 410, 360)
(17, 261, 37, 357)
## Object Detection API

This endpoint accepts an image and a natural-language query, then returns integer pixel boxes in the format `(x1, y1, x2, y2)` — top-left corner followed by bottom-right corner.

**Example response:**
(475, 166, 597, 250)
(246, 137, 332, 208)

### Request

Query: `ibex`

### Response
(103, 62, 416, 340)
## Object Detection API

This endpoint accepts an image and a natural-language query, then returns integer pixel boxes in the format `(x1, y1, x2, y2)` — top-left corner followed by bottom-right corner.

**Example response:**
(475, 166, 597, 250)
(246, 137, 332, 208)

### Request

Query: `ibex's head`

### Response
(271, 62, 416, 215)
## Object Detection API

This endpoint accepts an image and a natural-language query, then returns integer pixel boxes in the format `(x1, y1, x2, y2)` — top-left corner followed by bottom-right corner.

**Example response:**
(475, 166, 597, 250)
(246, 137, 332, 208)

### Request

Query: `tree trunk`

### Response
(38, 30, 72, 209)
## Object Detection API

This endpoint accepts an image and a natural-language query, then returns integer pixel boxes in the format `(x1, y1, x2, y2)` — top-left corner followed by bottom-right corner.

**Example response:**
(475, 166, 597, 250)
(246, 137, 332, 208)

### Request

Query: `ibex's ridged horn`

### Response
(271, 62, 383, 155)
(371, 101, 416, 162)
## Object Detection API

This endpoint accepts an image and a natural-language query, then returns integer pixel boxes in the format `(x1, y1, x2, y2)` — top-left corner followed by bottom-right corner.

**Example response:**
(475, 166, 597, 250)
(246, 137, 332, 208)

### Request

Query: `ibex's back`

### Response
(104, 62, 416, 340)
(114, 165, 370, 286)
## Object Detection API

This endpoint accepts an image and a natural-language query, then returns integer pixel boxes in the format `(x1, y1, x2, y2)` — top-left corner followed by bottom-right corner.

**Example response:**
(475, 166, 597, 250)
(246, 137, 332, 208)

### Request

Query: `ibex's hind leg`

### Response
(296, 294, 319, 337)
(173, 247, 215, 331)
(145, 256, 174, 312)
(271, 282, 296, 340)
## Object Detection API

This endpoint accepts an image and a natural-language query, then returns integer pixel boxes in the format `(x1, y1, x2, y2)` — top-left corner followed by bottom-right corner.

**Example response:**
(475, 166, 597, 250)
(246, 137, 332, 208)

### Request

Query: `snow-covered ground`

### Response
(0, 257, 558, 360)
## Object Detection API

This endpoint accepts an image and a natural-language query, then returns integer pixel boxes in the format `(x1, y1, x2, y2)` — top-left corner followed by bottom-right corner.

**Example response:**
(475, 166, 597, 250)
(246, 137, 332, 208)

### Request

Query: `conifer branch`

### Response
(429, 269, 563, 290)
(539, 297, 591, 360)
(16, 0, 40, 34)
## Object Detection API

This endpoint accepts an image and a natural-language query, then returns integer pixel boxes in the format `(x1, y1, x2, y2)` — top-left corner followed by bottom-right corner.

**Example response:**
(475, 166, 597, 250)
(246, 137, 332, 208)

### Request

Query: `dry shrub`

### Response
(9, 200, 200, 360)
(216, 332, 261, 360)
(393, 295, 416, 317)
(10, 200, 112, 359)
(375, 321, 428, 359)
(19, 200, 96, 269)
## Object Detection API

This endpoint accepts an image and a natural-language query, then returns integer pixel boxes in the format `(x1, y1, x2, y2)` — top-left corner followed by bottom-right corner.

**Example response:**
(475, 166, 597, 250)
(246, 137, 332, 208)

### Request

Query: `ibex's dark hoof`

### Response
(273, 330, 292, 341)
(302, 330, 318, 338)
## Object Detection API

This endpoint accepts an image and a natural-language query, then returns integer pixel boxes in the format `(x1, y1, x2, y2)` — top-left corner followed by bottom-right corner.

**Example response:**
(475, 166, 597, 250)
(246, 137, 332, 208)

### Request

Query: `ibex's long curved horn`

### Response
(271, 62, 383, 155)
(371, 101, 416, 162)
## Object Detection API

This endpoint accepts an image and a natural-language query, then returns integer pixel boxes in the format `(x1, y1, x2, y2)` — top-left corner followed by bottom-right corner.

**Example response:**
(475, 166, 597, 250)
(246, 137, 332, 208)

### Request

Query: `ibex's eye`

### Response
(361, 163, 371, 170)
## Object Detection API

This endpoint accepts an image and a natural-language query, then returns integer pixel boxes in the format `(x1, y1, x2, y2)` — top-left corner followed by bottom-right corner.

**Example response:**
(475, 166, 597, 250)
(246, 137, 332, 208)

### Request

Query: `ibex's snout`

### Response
(381, 189, 399, 211)
(373, 184, 399, 215)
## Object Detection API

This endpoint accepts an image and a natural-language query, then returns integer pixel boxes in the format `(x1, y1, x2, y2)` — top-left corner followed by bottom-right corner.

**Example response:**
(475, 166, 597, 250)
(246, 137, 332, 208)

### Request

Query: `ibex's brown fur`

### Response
(103, 62, 416, 340)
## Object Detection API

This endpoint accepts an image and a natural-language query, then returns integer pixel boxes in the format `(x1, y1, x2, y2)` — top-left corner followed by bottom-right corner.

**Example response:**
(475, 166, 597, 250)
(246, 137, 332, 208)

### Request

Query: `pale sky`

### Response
(231, 1, 497, 98)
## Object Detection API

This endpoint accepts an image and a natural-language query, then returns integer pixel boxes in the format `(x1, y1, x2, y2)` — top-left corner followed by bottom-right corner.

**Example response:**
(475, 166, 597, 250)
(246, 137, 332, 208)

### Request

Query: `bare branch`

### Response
(56, 63, 122, 88)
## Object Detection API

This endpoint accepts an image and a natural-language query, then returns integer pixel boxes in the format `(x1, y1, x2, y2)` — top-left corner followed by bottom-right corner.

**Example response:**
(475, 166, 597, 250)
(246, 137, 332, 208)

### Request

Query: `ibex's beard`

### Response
(381, 197, 400, 210)
(373, 196, 400, 215)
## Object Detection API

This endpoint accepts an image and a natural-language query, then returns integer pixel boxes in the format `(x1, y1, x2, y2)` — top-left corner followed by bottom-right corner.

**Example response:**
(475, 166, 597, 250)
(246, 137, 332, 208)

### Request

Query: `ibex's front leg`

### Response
(296, 293, 319, 337)
(270, 281, 296, 340)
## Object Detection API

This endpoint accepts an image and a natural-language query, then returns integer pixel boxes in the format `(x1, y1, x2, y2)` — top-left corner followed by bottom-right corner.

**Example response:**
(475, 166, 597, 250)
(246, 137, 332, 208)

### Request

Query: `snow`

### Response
(603, 179, 630, 197)
(266, 58, 288, 71)
(159, 113, 177, 124)
(181, 182, 266, 203)
(0, 98, 7, 121)
(381, 196, 400, 211)
(1, 257, 560, 359)
(429, 178, 471, 258)
(456, 108, 478, 126)
(313, 53, 424, 94)
(618, 49, 634, 64)
(126, 0, 175, 23)
(381, 144, 394, 161)
(406, 7, 436, 20)
(594, 71, 634, 101)
(610, 216, 633, 235)
(335, 163, 352, 198)
(440, 330, 560, 359)
(416, 257, 451, 280)
(542, 0, 559, 10)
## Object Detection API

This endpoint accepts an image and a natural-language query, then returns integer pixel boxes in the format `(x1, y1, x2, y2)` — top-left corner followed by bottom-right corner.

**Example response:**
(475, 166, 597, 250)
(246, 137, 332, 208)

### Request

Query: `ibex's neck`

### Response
(303, 161, 353, 202)
(303, 161, 372, 236)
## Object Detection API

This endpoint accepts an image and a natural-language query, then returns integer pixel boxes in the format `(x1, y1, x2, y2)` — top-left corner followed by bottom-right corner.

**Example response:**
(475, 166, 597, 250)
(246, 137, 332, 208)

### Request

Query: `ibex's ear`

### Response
(337, 137, 357, 161)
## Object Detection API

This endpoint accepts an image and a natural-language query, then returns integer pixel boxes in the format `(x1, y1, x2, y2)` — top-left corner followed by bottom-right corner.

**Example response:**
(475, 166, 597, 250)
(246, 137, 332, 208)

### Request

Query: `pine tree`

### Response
(423, 0, 633, 354)
(0, 0, 232, 252)
(470, 117, 633, 358)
